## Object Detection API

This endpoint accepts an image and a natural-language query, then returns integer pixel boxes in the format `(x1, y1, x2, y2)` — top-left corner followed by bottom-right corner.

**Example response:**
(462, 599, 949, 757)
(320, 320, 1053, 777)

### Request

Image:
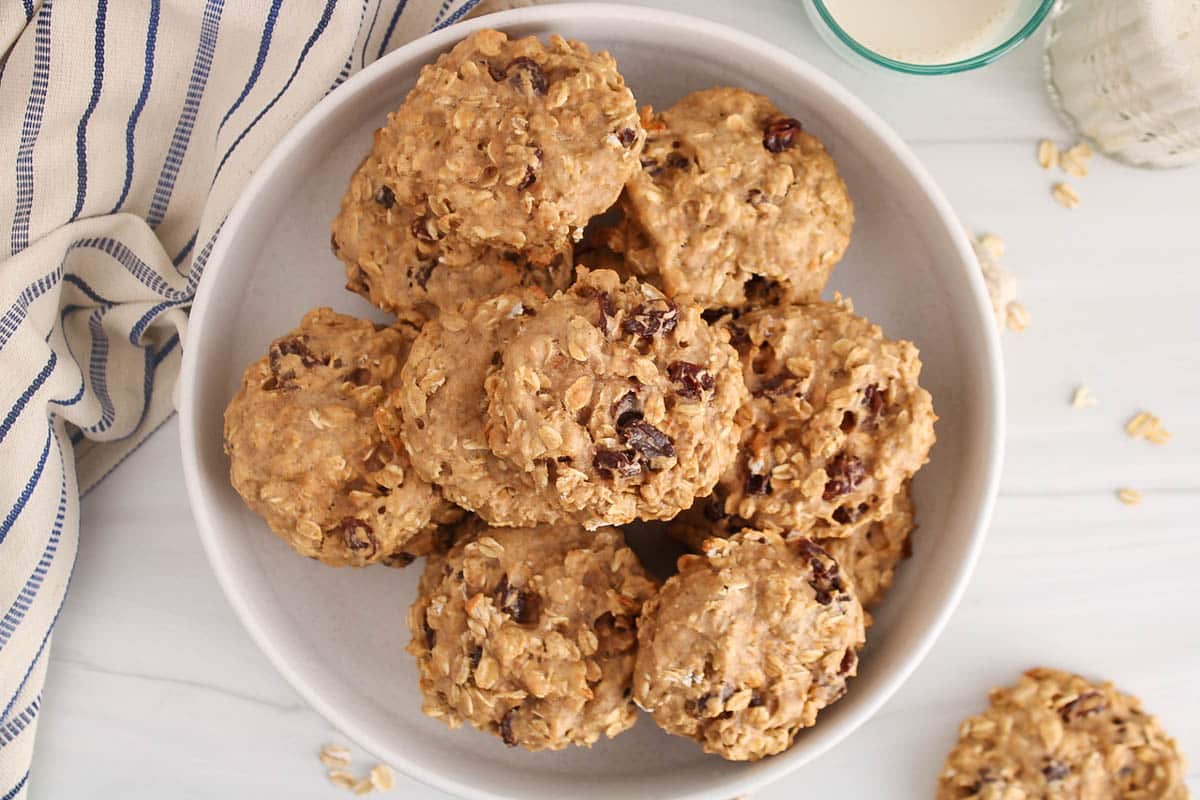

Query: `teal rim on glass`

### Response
(810, 0, 1056, 75)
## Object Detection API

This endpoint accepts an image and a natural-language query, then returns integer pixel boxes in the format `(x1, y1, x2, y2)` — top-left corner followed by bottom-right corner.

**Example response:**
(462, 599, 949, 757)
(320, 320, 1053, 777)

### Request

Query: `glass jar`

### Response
(1045, 0, 1200, 168)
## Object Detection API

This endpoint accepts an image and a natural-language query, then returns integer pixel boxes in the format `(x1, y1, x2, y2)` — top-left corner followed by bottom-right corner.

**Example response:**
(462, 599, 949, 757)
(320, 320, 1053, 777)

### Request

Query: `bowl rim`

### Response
(809, 0, 1056, 75)
(178, 5, 1006, 798)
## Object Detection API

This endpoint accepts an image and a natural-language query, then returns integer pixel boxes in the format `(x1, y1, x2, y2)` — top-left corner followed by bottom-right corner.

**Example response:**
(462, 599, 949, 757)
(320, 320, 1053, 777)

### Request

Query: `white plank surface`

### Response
(30, 1, 1200, 797)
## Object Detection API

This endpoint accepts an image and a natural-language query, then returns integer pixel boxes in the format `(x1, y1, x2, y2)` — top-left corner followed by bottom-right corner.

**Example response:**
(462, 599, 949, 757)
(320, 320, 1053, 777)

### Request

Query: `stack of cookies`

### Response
(222, 29, 937, 762)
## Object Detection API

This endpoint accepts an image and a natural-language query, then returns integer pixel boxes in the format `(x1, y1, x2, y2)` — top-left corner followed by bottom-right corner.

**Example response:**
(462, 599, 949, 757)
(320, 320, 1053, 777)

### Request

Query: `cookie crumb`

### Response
(1126, 411, 1170, 445)
(1005, 301, 1030, 332)
(320, 744, 352, 769)
(1037, 139, 1059, 170)
(1117, 487, 1142, 506)
(1070, 386, 1097, 409)
(328, 769, 358, 789)
(1052, 182, 1081, 209)
(970, 234, 1023, 332)
(353, 776, 375, 795)
(1066, 141, 1093, 160)
(369, 764, 395, 791)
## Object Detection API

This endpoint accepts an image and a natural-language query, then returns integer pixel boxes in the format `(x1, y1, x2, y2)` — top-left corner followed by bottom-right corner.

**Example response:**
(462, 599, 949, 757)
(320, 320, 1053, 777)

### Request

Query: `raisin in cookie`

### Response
(223, 308, 463, 567)
(633, 531, 865, 761)
(938, 668, 1189, 800)
(620, 87, 853, 310)
(407, 520, 658, 751)
(331, 156, 572, 321)
(700, 298, 935, 539)
(484, 268, 747, 528)
(816, 482, 914, 610)
(384, 29, 643, 256)
(386, 290, 565, 527)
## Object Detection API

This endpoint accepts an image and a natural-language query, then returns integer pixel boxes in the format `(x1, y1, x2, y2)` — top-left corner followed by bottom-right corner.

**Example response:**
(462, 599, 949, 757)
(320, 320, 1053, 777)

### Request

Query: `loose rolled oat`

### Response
(368, 764, 394, 791)
(319, 744, 352, 769)
(1070, 385, 1098, 409)
(1118, 487, 1143, 506)
(1038, 139, 1060, 170)
(1052, 182, 1081, 209)
(1005, 301, 1031, 332)
(1126, 411, 1171, 445)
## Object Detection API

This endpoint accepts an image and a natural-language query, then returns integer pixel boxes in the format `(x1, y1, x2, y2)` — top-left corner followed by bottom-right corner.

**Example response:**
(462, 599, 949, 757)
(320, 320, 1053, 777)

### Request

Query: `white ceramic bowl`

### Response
(179, 5, 1004, 799)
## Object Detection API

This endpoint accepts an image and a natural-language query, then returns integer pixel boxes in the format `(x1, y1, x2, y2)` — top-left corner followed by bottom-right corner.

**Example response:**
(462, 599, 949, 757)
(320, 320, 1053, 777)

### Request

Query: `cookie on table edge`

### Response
(937, 667, 1190, 800)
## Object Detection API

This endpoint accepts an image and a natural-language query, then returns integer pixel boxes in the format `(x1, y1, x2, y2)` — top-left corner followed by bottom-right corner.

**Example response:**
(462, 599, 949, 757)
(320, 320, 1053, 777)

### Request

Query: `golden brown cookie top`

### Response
(701, 298, 935, 539)
(633, 530, 866, 761)
(390, 289, 565, 527)
(331, 155, 572, 321)
(621, 87, 853, 310)
(407, 521, 658, 750)
(484, 268, 748, 528)
(938, 668, 1190, 800)
(386, 29, 644, 255)
(223, 308, 462, 567)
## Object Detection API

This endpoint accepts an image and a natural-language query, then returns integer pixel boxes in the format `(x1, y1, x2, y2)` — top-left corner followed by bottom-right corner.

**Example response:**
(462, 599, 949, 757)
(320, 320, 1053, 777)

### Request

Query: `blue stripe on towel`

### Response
(0, 454, 65, 649)
(217, 0, 283, 135)
(146, 0, 224, 227)
(0, 697, 40, 747)
(109, 0, 160, 214)
(70, 0, 108, 222)
(361, 0, 383, 67)
(61, 273, 115, 308)
(0, 352, 56, 448)
(11, 0, 54, 255)
(0, 428, 78, 726)
(378, 0, 409, 59)
(85, 308, 115, 434)
(212, 0, 338, 186)
(433, 1, 478, 32)
(0, 266, 62, 353)
(0, 428, 51, 547)
(1, 771, 29, 800)
(172, 230, 197, 269)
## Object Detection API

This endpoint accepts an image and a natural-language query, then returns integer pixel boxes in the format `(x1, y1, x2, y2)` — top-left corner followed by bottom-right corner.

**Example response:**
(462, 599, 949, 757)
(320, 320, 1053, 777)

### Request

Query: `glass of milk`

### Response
(805, 0, 1056, 74)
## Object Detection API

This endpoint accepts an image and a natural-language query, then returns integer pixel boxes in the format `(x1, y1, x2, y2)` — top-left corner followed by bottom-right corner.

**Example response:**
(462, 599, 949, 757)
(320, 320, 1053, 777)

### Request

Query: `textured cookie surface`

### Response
(816, 482, 914, 610)
(670, 482, 916, 613)
(633, 530, 865, 761)
(620, 87, 853, 309)
(223, 308, 462, 567)
(388, 290, 569, 527)
(385, 29, 643, 255)
(407, 521, 658, 751)
(485, 268, 747, 528)
(331, 155, 573, 321)
(698, 298, 935, 539)
(937, 668, 1190, 800)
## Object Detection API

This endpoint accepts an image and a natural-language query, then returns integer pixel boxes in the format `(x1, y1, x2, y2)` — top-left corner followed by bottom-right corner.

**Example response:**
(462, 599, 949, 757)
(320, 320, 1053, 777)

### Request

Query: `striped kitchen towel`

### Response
(0, 0, 483, 794)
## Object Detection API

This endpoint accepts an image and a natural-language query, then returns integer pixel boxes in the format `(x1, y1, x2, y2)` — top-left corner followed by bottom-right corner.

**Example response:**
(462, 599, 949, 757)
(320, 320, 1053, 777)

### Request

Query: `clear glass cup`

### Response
(804, 0, 1056, 75)
(1044, 0, 1200, 169)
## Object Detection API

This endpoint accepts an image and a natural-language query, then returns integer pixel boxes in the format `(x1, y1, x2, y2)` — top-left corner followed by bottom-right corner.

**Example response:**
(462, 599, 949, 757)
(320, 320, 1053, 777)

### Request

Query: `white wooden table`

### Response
(29, 1, 1200, 797)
